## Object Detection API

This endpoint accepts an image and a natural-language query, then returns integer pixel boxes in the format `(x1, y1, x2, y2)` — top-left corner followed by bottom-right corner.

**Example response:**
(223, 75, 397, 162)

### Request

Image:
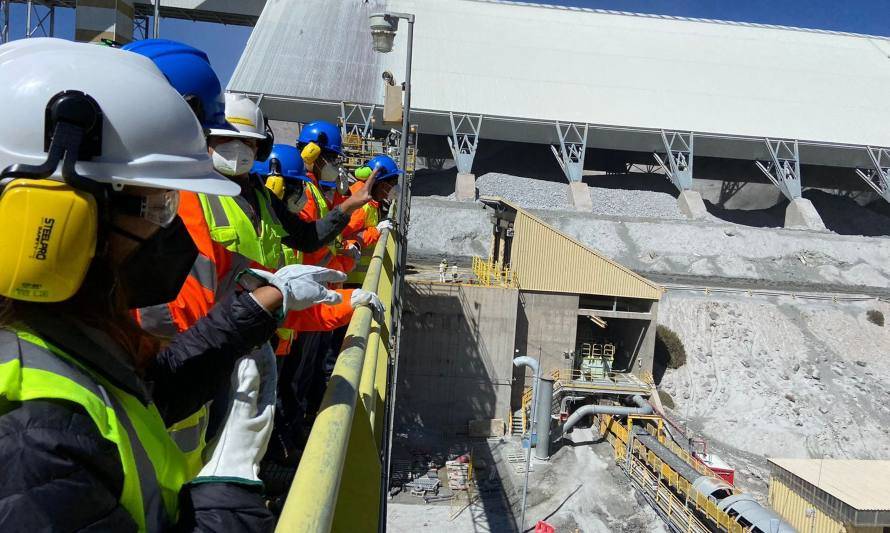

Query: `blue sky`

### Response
(5, 1, 888, 85)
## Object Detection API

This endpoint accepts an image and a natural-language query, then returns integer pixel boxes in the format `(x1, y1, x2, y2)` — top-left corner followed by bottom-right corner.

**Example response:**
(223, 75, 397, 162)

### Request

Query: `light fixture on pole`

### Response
(369, 12, 398, 53)
(369, 10, 414, 533)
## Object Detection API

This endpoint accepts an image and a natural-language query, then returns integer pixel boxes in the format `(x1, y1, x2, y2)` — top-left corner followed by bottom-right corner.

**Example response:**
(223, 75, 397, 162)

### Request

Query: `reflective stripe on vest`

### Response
(304, 181, 338, 266)
(345, 204, 379, 284)
(199, 186, 287, 270)
(363, 202, 380, 228)
(166, 404, 209, 478)
(282, 245, 303, 267)
(0, 328, 188, 532)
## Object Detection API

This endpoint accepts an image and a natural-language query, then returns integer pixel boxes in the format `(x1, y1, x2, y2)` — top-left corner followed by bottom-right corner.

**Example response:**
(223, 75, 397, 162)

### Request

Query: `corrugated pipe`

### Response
(554, 395, 653, 441)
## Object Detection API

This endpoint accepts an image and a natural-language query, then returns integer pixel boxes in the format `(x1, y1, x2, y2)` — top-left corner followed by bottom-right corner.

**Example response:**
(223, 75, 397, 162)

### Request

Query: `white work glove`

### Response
(196, 353, 274, 484)
(249, 265, 346, 313)
(351, 289, 386, 324)
(375, 219, 394, 232)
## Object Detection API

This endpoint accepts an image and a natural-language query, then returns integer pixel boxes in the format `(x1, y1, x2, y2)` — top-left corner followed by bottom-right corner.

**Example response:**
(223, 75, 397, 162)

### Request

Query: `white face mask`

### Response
(212, 140, 255, 177)
(319, 160, 340, 183)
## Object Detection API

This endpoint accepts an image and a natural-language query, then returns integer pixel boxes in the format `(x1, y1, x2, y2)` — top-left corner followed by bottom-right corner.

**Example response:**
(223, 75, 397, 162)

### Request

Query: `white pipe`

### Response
(555, 395, 652, 440)
(560, 395, 585, 413)
(512, 356, 539, 532)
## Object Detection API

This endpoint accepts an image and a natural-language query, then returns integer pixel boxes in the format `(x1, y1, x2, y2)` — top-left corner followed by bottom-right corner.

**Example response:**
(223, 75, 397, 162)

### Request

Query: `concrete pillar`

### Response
(75, 0, 134, 44)
(568, 182, 592, 211)
(784, 197, 826, 231)
(455, 172, 476, 202)
(678, 189, 708, 219)
(534, 378, 554, 460)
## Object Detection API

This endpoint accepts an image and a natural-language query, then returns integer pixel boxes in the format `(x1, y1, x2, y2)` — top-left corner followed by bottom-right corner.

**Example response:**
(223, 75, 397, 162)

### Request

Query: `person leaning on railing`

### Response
(0, 39, 346, 532)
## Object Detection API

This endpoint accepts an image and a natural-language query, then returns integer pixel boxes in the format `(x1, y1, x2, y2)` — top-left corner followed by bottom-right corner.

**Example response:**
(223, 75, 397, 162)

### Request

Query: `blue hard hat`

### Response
(297, 121, 343, 155)
(253, 144, 306, 180)
(365, 154, 403, 182)
(122, 38, 232, 134)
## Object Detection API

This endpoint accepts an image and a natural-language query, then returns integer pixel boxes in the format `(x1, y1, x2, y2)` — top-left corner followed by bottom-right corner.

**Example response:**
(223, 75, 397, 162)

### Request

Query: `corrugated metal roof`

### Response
(230, 0, 890, 167)
(769, 458, 890, 511)
(487, 197, 662, 300)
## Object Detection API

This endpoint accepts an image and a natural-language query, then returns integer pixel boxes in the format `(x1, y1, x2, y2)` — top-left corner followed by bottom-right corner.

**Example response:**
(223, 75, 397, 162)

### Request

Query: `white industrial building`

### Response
(228, 0, 890, 225)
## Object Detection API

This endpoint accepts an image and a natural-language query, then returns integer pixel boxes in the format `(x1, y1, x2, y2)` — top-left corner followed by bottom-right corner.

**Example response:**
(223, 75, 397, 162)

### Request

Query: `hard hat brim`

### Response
(377, 170, 404, 181)
(207, 127, 267, 141)
(120, 170, 241, 196)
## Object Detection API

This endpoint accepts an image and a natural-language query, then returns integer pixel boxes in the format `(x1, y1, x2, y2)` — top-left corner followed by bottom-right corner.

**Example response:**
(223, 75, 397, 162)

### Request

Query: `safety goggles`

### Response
(112, 189, 180, 227)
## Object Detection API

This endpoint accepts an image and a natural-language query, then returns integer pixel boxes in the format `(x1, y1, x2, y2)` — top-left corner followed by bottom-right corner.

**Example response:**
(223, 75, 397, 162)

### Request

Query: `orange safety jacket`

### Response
(135, 191, 355, 339)
(341, 181, 382, 249)
(298, 171, 356, 273)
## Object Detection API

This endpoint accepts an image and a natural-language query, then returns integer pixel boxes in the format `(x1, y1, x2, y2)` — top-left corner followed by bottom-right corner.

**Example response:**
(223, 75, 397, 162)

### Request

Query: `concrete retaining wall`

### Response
(396, 282, 519, 439)
(513, 291, 580, 406)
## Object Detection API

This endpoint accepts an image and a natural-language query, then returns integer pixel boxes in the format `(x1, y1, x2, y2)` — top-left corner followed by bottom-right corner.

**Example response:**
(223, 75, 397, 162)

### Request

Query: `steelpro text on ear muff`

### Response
(0, 90, 105, 303)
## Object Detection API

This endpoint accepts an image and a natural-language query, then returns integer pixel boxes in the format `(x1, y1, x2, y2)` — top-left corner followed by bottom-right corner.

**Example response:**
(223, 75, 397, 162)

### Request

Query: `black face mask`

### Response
(114, 216, 198, 309)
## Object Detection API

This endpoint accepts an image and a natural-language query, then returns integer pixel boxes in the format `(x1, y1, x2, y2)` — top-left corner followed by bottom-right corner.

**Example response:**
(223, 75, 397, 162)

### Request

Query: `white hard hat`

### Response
(210, 93, 267, 140)
(0, 38, 239, 196)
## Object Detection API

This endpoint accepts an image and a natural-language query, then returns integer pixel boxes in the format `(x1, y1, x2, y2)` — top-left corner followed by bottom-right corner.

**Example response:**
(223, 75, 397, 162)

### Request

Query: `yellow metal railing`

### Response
(276, 229, 396, 533)
(471, 256, 518, 288)
(551, 368, 651, 393)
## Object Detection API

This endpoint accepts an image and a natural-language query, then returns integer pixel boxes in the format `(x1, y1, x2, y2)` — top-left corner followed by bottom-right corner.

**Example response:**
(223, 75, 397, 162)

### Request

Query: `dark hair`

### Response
(0, 251, 159, 370)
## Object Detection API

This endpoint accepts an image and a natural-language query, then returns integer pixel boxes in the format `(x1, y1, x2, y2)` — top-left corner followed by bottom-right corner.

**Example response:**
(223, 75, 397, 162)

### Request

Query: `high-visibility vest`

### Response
(198, 186, 288, 270)
(303, 180, 340, 267)
(0, 328, 188, 532)
(346, 203, 380, 285)
(174, 187, 287, 473)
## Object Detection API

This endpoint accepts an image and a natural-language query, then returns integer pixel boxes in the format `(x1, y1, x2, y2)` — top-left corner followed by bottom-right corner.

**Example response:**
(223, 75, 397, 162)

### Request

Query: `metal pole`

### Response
(49, 6, 54, 37)
(153, 0, 160, 38)
(380, 13, 415, 533)
(519, 362, 540, 531)
(395, 15, 414, 240)
(25, 0, 32, 38)
(1, 0, 9, 43)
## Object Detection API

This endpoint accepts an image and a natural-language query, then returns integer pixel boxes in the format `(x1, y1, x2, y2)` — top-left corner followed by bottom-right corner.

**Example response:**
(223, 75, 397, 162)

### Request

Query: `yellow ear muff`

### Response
(301, 141, 322, 166)
(0, 179, 98, 302)
(265, 175, 286, 200)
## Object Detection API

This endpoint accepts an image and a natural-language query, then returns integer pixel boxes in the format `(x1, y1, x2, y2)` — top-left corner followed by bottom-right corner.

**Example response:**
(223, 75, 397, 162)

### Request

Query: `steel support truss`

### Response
(24, 0, 55, 38)
(854, 146, 890, 203)
(134, 14, 151, 40)
(447, 112, 482, 175)
(755, 138, 801, 201)
(338, 102, 377, 140)
(550, 121, 588, 182)
(1, 0, 10, 43)
(653, 130, 694, 191)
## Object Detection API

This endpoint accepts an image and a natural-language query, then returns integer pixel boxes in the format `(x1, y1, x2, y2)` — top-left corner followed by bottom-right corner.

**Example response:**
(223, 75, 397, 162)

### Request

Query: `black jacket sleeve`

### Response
(269, 191, 350, 252)
(0, 399, 273, 533)
(145, 291, 277, 426)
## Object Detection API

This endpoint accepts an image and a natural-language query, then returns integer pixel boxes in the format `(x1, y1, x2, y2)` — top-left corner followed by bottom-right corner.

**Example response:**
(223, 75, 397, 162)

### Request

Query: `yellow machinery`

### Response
(595, 413, 784, 533)
(577, 342, 615, 380)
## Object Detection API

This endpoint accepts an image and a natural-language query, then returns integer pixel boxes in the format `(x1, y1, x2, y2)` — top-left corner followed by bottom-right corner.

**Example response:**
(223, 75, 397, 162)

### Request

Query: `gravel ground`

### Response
(388, 431, 667, 533)
(588, 185, 685, 219)
(408, 197, 890, 295)
(658, 292, 890, 501)
(441, 173, 570, 210)
(437, 172, 686, 219)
